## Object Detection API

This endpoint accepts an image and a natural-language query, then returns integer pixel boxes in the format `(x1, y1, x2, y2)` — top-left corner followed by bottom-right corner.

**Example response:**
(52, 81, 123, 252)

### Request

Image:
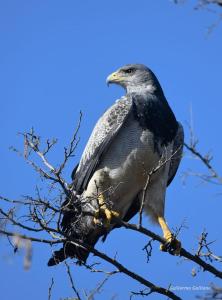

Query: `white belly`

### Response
(84, 115, 172, 219)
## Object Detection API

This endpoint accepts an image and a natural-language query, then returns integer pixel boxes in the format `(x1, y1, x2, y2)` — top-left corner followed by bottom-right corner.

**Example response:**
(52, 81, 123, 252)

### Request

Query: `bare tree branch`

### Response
(118, 220, 222, 279)
(48, 278, 54, 300)
(2, 123, 222, 299)
(65, 262, 82, 300)
(0, 228, 181, 299)
(184, 142, 222, 184)
(86, 273, 116, 300)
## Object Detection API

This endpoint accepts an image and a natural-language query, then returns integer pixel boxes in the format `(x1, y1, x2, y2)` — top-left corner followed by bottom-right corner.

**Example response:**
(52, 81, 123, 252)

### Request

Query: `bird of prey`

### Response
(48, 64, 184, 266)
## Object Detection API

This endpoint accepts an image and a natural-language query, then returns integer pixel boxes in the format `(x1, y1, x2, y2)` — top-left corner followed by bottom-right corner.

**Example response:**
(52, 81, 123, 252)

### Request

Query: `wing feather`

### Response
(167, 122, 184, 186)
(73, 96, 132, 192)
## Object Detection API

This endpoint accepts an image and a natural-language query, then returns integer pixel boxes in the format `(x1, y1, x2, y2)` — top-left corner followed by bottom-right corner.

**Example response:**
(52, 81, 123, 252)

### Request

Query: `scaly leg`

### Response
(158, 216, 181, 255)
(94, 194, 119, 228)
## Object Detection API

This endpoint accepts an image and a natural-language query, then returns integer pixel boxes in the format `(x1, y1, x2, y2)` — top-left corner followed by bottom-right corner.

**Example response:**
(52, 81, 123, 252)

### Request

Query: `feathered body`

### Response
(48, 64, 184, 266)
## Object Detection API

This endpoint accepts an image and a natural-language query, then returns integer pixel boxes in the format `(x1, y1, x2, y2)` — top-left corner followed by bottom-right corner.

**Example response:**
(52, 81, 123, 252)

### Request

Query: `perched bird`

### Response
(48, 64, 184, 266)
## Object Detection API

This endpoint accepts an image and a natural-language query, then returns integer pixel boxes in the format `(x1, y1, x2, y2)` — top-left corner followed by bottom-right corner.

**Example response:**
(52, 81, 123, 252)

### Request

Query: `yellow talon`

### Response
(93, 194, 119, 228)
(158, 216, 181, 255)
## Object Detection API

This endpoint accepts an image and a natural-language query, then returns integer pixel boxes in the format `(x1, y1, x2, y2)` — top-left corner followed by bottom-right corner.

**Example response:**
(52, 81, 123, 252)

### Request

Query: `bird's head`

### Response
(106, 64, 159, 94)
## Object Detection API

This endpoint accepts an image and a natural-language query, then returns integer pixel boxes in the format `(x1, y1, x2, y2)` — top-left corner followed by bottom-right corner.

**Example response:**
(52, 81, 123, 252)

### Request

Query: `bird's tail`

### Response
(47, 242, 90, 266)
(47, 193, 104, 266)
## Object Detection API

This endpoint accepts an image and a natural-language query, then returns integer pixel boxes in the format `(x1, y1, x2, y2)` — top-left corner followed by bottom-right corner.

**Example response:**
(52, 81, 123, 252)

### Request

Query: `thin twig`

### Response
(66, 240, 181, 300)
(118, 220, 222, 279)
(48, 278, 54, 300)
(184, 142, 222, 184)
(0, 229, 64, 244)
(87, 273, 116, 300)
(0, 227, 180, 300)
(65, 262, 82, 300)
(0, 207, 43, 232)
(139, 146, 182, 226)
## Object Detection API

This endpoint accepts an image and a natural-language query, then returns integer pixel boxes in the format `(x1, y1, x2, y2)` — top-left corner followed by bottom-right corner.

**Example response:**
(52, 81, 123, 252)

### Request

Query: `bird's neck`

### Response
(126, 83, 156, 95)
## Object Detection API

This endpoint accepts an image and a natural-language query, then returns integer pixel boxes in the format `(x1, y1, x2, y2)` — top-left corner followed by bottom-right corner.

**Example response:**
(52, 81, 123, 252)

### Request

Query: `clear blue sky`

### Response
(0, 1, 222, 299)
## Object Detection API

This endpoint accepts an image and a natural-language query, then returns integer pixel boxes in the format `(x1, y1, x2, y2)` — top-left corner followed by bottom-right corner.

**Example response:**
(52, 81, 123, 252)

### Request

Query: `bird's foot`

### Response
(93, 193, 119, 228)
(160, 232, 181, 255)
(94, 194, 119, 229)
(93, 207, 119, 228)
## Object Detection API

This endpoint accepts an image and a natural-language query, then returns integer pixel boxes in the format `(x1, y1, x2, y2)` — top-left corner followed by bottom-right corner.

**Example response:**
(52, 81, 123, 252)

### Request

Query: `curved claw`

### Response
(160, 235, 181, 255)
(157, 216, 181, 255)
(93, 207, 119, 228)
(93, 194, 119, 229)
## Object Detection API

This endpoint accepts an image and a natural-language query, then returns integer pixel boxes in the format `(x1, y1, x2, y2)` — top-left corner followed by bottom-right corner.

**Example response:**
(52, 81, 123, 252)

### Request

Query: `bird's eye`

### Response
(123, 68, 135, 74)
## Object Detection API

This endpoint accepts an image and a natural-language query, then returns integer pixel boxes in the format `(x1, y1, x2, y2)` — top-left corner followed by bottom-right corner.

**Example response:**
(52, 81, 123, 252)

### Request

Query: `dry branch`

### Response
(184, 142, 222, 184)
(65, 262, 82, 300)
(119, 220, 222, 280)
(48, 278, 54, 300)
(1, 123, 222, 299)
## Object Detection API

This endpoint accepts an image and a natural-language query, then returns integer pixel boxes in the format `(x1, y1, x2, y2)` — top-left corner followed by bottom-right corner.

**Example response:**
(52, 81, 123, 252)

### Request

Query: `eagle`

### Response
(48, 64, 184, 266)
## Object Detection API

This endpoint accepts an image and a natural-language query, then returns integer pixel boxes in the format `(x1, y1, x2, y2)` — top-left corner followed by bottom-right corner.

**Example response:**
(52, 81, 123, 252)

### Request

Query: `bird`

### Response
(48, 64, 184, 266)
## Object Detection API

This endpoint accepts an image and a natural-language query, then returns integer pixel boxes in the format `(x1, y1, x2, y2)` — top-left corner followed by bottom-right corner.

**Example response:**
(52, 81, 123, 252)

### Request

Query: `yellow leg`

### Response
(158, 216, 181, 255)
(94, 194, 119, 227)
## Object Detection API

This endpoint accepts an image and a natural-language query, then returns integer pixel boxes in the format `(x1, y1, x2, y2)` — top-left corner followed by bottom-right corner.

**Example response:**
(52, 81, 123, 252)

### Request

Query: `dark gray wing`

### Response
(73, 96, 132, 192)
(71, 164, 79, 181)
(167, 122, 184, 186)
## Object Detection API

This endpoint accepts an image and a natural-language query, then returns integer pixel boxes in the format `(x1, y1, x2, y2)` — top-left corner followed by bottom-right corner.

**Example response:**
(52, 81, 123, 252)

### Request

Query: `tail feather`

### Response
(47, 196, 105, 266)
(48, 248, 66, 266)
(47, 242, 90, 266)
(47, 191, 112, 266)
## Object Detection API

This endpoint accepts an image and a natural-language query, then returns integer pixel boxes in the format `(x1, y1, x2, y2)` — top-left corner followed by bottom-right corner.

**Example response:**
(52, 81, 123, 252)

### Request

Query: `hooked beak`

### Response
(106, 71, 123, 86)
